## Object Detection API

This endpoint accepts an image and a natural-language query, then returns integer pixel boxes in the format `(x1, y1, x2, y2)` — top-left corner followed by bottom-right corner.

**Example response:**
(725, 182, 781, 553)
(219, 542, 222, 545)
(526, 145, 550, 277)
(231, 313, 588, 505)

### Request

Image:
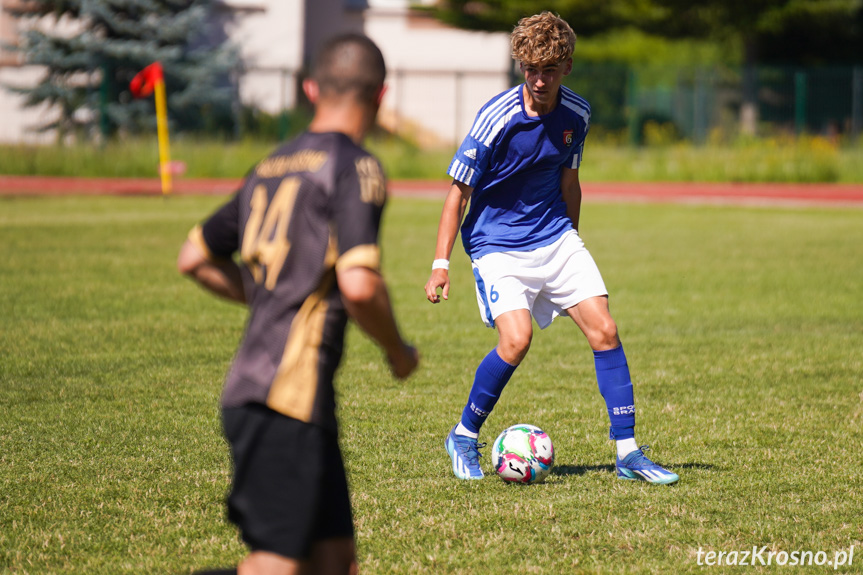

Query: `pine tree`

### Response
(6, 0, 239, 139)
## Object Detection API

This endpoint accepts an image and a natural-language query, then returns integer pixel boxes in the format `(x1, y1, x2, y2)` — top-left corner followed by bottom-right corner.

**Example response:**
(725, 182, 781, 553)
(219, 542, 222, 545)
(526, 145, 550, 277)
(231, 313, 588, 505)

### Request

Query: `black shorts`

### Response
(222, 404, 354, 559)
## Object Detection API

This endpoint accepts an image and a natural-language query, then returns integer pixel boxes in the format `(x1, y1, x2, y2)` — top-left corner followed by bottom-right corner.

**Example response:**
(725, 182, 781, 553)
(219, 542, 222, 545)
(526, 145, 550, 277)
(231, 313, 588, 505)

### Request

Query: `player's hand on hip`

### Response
(425, 269, 450, 303)
(388, 342, 419, 379)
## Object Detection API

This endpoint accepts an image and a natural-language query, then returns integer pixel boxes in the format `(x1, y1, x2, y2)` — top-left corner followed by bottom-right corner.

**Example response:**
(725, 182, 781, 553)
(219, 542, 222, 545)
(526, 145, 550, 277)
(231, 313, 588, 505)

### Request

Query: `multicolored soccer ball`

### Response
(491, 424, 555, 484)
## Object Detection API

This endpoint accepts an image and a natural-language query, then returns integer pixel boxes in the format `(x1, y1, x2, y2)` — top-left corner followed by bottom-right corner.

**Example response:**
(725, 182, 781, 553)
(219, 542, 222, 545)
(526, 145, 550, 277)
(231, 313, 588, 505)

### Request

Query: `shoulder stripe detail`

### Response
(561, 97, 590, 125)
(471, 86, 520, 135)
(479, 105, 521, 146)
(561, 88, 589, 109)
(470, 86, 521, 143)
(560, 87, 591, 124)
(561, 86, 590, 110)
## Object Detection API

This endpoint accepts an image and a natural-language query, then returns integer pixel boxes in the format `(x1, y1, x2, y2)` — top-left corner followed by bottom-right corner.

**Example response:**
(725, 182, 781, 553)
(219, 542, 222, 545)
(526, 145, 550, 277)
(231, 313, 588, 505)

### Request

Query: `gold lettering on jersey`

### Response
(241, 184, 268, 284)
(255, 150, 328, 179)
(241, 178, 300, 290)
(355, 157, 386, 206)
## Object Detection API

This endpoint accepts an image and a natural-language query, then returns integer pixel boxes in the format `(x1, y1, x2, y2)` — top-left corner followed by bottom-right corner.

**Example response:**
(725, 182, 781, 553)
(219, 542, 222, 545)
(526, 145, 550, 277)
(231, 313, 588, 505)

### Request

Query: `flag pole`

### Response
(130, 62, 173, 195)
(154, 73, 172, 195)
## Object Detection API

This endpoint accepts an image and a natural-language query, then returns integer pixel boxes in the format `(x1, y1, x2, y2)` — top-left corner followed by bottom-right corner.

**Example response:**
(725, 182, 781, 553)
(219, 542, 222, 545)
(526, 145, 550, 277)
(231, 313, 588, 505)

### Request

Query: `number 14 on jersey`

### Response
(241, 178, 300, 290)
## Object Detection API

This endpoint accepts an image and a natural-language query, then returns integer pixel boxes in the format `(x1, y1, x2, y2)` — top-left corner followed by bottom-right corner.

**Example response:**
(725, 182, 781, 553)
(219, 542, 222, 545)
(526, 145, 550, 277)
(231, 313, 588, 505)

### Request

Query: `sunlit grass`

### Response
(1, 195, 861, 573)
(1, 135, 861, 183)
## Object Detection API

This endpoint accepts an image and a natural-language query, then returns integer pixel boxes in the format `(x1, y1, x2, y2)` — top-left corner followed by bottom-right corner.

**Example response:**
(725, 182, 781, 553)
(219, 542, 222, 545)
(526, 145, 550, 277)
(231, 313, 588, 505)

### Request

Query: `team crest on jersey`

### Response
(563, 130, 574, 147)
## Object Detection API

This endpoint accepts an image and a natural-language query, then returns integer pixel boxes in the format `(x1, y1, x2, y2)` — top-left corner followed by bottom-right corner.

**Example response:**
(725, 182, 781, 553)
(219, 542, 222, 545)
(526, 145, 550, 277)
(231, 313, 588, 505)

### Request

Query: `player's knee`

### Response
(589, 319, 619, 351)
(499, 331, 532, 364)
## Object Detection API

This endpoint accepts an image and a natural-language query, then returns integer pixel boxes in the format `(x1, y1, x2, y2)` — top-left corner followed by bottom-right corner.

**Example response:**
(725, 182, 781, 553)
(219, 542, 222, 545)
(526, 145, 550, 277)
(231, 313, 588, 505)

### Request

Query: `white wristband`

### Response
(432, 259, 450, 271)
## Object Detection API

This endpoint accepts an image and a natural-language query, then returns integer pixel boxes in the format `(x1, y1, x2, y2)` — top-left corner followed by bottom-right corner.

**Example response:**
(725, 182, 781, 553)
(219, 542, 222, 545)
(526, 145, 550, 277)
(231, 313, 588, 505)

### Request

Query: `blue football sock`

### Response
(460, 348, 517, 434)
(594, 345, 636, 440)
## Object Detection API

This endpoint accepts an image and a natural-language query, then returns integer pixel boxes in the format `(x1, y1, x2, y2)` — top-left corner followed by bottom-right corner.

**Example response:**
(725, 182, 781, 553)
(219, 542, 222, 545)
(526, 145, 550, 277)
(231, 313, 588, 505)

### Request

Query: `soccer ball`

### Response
(491, 424, 554, 484)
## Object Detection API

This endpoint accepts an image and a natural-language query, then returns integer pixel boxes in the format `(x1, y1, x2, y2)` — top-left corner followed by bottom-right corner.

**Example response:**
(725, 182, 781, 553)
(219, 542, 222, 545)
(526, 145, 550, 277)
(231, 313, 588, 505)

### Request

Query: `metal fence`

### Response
(373, 63, 863, 145)
(3, 62, 862, 145)
(564, 63, 863, 144)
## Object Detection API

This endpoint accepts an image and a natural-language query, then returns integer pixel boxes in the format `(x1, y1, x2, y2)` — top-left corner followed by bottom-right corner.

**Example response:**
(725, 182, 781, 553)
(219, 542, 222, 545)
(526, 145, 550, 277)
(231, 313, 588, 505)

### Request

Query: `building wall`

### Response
(221, 0, 305, 114)
(0, 0, 65, 143)
(0, 0, 511, 145)
(305, 0, 365, 69)
(363, 6, 511, 145)
(0, 66, 55, 143)
(0, 0, 21, 67)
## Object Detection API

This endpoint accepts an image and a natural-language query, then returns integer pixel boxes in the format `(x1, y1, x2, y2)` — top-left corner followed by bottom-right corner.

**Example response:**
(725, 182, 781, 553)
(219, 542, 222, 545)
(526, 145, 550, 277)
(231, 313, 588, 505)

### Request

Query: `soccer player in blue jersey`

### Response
(424, 12, 678, 485)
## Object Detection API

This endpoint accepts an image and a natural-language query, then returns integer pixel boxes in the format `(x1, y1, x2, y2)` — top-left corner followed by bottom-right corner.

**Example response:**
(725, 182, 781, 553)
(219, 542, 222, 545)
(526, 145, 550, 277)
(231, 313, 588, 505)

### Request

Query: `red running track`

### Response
(2, 175, 863, 207)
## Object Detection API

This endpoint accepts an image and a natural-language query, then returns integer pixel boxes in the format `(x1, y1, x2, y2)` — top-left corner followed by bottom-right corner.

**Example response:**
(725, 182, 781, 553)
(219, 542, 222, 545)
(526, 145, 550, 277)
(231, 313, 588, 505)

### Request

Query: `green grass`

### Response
(1, 195, 862, 574)
(581, 135, 863, 184)
(0, 138, 274, 179)
(1, 135, 862, 183)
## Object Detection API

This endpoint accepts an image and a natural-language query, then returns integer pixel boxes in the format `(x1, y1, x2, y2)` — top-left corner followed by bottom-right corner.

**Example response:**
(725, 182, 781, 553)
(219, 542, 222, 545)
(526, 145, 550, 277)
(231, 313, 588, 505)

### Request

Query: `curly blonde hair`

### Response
(511, 12, 576, 65)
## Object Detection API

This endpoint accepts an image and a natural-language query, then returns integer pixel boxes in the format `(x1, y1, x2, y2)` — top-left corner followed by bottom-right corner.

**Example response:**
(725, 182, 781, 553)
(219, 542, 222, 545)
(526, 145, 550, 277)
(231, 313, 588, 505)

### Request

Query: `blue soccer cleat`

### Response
(445, 426, 485, 480)
(616, 445, 679, 485)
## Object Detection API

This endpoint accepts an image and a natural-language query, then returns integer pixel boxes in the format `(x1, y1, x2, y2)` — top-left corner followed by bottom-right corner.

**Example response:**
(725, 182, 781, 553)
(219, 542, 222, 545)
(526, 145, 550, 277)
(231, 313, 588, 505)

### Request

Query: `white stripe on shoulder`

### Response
(561, 86, 590, 110)
(561, 86, 588, 103)
(561, 101, 590, 126)
(470, 86, 521, 141)
(561, 88, 590, 123)
(479, 105, 521, 146)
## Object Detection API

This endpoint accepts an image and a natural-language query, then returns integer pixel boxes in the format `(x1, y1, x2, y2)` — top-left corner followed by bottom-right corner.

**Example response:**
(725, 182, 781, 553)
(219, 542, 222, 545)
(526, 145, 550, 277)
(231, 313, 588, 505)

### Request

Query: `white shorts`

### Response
(471, 230, 608, 329)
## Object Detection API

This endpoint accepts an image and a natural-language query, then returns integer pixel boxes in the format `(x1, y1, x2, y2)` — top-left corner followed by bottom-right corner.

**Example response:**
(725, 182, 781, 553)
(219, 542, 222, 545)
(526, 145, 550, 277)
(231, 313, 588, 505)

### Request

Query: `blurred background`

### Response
(1, 0, 861, 179)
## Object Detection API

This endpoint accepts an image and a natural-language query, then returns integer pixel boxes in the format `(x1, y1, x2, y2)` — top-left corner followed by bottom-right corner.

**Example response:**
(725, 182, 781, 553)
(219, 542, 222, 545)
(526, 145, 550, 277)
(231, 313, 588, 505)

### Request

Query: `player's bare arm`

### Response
(560, 167, 582, 232)
(338, 265, 419, 379)
(177, 239, 246, 304)
(424, 180, 473, 303)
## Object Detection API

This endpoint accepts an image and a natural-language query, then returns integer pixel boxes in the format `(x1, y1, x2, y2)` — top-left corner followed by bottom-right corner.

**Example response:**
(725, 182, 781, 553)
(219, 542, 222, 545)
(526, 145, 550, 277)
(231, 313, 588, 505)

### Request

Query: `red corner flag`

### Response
(129, 62, 164, 98)
(129, 61, 174, 194)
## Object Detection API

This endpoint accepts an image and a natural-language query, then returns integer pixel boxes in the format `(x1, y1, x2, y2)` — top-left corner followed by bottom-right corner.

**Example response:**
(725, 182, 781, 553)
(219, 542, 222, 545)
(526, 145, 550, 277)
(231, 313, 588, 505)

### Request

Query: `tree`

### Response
(432, 0, 863, 65)
(642, 0, 863, 133)
(431, 0, 658, 36)
(5, 0, 239, 139)
(432, 0, 863, 134)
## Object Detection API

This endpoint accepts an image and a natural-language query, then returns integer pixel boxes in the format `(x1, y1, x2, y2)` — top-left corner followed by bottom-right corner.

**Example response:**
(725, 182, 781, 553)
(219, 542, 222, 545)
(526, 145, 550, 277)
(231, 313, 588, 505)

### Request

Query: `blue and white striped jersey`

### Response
(448, 84, 590, 259)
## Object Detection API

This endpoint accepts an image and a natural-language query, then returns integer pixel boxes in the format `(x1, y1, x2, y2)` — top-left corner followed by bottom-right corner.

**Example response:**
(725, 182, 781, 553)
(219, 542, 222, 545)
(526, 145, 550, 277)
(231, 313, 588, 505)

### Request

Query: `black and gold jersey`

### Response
(189, 131, 387, 432)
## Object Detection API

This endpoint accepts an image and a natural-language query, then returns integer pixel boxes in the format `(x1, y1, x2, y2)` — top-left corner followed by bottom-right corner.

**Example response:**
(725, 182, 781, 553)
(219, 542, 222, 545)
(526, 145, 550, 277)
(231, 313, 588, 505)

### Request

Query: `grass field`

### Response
(2, 135, 863, 183)
(1, 195, 862, 574)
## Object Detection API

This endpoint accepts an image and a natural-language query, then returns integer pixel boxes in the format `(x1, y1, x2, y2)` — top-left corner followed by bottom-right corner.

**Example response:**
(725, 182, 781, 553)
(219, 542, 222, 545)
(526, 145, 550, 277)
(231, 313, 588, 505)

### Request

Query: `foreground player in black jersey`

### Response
(178, 34, 419, 575)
